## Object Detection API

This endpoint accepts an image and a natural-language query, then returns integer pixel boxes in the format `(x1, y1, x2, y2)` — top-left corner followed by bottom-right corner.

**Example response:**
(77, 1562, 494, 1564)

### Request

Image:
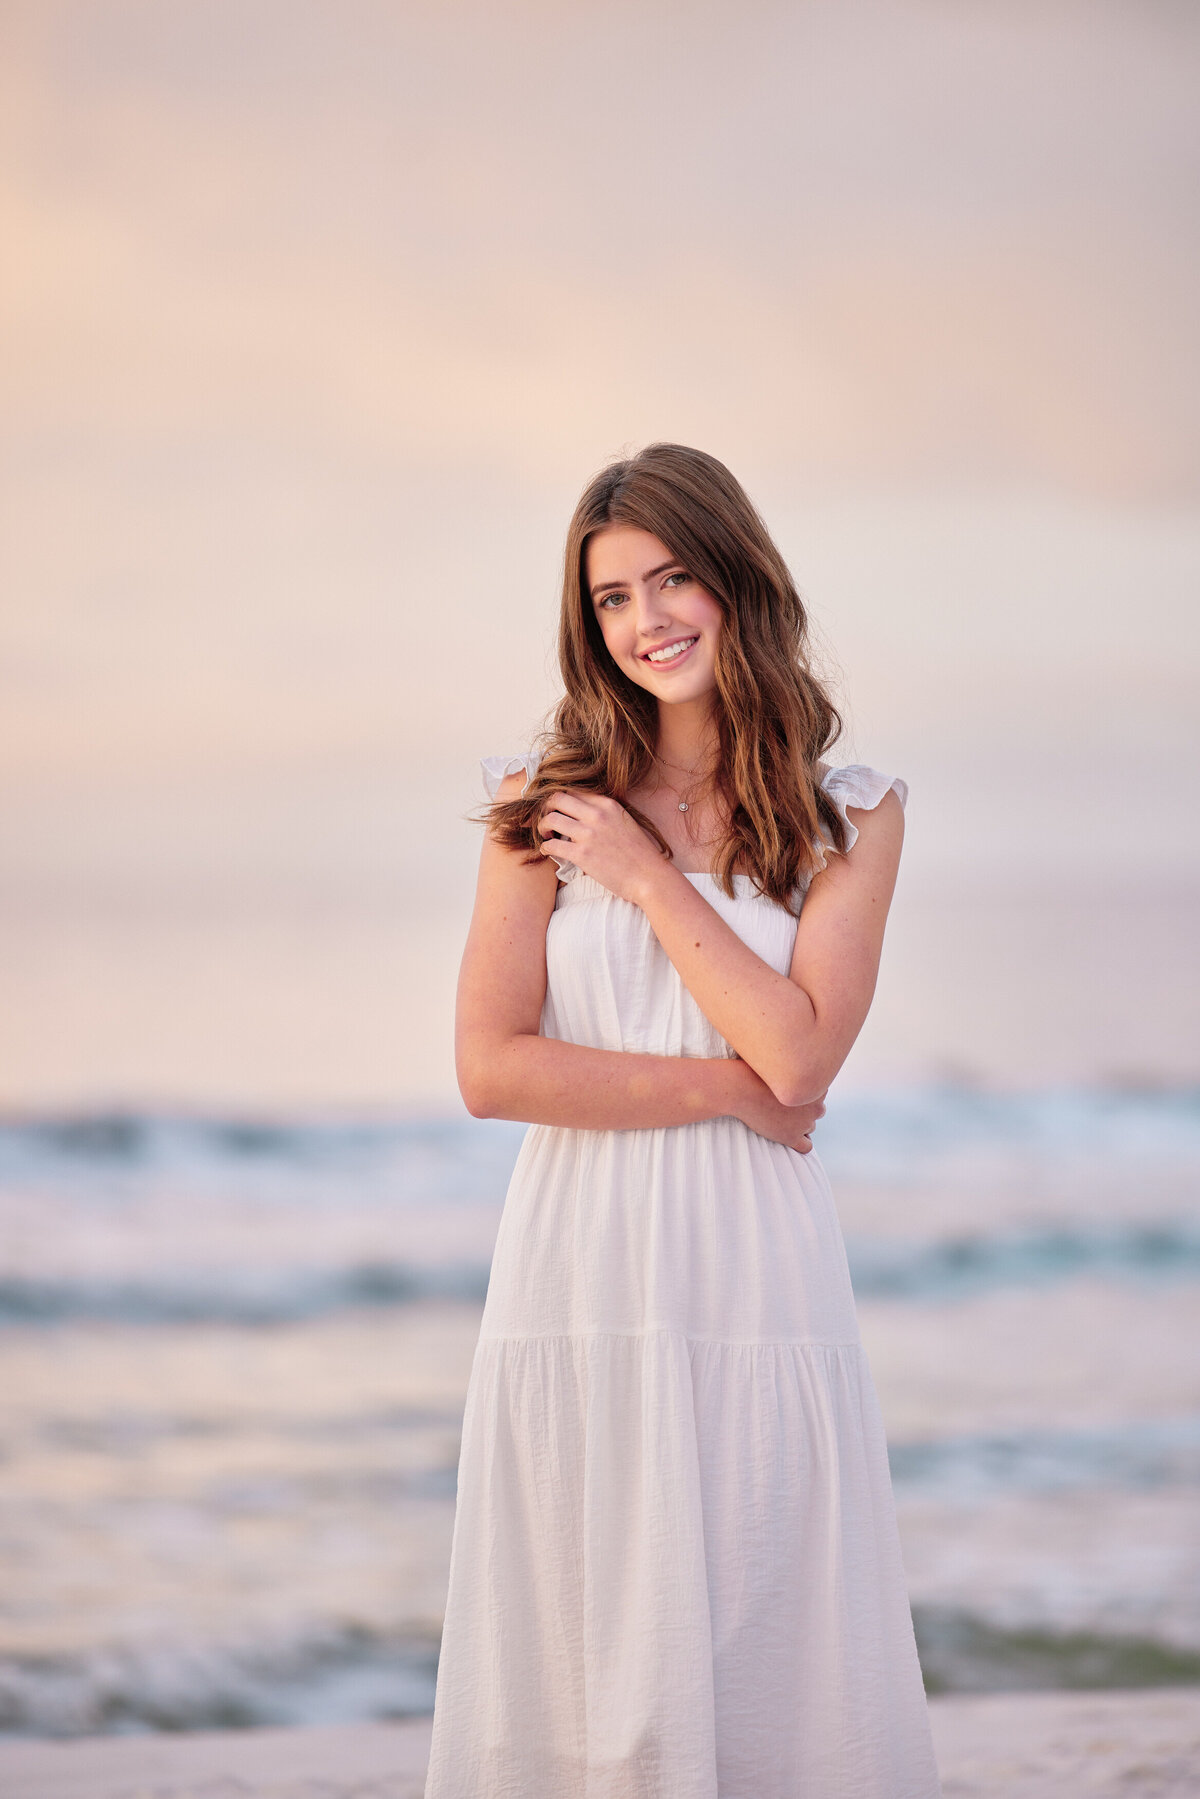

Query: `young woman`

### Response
(424, 444, 941, 1798)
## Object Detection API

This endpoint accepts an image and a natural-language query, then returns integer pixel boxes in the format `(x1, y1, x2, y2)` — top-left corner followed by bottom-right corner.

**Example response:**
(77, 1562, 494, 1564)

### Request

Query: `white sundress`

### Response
(424, 756, 941, 1799)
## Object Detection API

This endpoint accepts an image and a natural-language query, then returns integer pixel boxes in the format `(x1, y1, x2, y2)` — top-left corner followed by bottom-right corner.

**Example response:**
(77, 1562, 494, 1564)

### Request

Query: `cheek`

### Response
(695, 595, 724, 647)
(598, 613, 636, 660)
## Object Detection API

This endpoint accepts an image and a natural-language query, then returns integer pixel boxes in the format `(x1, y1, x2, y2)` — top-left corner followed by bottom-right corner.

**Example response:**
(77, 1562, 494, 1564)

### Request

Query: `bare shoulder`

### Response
(475, 769, 559, 911)
(459, 768, 556, 1063)
(492, 768, 532, 805)
(816, 786, 904, 896)
(845, 784, 905, 853)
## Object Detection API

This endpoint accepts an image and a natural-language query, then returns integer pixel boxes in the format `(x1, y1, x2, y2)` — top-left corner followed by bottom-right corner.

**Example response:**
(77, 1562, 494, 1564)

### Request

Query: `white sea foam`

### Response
(0, 1086, 1196, 1734)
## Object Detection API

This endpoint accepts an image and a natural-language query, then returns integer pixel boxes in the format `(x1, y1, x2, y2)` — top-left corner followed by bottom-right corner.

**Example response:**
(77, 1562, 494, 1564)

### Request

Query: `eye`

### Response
(664, 571, 689, 589)
(597, 592, 627, 610)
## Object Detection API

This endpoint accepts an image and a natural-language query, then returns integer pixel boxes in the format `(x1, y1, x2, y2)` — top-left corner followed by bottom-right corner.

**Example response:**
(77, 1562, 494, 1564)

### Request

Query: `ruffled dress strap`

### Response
(480, 751, 542, 798)
(481, 750, 578, 885)
(813, 763, 907, 873)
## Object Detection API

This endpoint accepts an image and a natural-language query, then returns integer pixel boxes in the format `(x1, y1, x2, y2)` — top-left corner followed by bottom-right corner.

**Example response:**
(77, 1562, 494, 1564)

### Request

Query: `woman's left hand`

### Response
(537, 790, 670, 904)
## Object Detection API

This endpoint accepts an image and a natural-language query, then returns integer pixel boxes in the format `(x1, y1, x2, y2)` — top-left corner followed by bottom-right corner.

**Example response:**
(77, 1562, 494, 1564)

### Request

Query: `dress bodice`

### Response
(542, 870, 800, 1060)
(479, 752, 907, 1062)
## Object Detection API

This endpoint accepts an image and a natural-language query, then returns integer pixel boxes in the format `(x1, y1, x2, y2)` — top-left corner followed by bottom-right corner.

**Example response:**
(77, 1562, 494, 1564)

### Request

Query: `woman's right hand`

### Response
(731, 1063, 827, 1153)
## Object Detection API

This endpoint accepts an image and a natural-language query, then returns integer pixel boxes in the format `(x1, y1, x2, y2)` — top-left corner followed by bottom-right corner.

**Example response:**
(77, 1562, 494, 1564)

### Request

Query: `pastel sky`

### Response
(2, 1, 1197, 1106)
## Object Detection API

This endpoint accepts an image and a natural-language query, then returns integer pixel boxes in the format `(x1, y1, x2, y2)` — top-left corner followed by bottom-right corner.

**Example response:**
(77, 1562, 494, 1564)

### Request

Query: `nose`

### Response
(631, 580, 674, 640)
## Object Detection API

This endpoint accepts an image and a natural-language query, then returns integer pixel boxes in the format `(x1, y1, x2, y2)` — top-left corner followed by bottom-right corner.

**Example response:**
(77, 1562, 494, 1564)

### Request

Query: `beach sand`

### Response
(0, 1690, 1197, 1798)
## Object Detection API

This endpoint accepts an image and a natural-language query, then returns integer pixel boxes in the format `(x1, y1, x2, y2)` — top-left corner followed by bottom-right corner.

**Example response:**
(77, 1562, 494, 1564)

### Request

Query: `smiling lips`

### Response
(642, 635, 699, 667)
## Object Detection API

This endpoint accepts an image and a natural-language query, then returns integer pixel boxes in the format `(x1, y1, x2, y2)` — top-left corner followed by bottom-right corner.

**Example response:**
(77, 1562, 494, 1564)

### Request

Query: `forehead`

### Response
(585, 525, 675, 590)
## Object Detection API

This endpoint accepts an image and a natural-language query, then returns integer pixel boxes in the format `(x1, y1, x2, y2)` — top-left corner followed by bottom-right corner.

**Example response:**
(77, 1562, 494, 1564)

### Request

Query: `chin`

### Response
(662, 681, 714, 704)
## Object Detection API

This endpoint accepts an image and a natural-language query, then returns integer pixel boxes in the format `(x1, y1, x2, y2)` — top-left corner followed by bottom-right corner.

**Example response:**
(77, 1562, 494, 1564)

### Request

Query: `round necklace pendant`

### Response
(677, 800, 689, 812)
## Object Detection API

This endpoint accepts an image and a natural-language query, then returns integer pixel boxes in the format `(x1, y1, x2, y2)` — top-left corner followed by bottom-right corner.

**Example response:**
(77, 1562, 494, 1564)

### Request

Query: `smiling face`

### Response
(585, 525, 724, 709)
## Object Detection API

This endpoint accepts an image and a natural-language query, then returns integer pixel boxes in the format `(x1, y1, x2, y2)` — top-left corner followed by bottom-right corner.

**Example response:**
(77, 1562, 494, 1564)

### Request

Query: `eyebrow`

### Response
(589, 559, 679, 601)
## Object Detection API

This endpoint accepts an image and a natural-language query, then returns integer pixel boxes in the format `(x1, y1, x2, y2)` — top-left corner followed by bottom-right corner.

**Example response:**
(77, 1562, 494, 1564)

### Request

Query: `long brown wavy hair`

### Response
(481, 442, 847, 909)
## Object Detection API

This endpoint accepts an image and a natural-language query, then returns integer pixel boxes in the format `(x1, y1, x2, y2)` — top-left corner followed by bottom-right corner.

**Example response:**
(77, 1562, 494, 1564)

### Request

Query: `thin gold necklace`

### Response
(654, 758, 710, 814)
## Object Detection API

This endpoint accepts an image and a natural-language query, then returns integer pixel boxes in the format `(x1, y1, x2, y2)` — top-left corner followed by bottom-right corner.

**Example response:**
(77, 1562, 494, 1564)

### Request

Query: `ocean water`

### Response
(1, 1086, 1198, 1736)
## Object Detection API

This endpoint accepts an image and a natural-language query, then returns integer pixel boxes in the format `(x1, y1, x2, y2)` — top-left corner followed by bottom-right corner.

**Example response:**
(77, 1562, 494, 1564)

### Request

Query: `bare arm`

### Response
(455, 772, 823, 1148)
(537, 785, 905, 1108)
(632, 794, 904, 1104)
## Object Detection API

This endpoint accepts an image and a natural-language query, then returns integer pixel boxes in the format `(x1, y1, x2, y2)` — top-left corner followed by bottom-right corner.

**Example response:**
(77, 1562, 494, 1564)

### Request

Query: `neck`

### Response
(654, 694, 719, 779)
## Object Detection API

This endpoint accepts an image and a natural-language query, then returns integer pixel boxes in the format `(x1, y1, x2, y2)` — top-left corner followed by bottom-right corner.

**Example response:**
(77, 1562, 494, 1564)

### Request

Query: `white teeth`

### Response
(646, 637, 697, 663)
